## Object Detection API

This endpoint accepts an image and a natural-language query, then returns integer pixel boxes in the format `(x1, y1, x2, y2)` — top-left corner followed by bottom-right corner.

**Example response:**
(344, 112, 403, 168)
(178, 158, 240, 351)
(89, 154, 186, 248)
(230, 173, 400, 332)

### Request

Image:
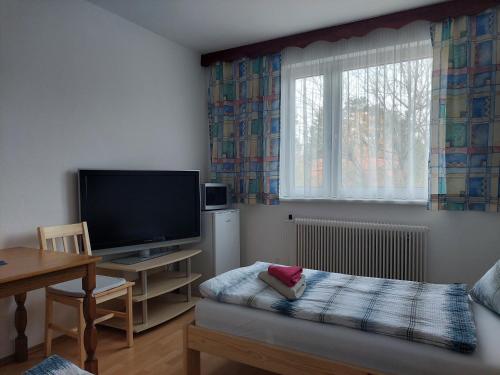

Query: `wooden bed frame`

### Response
(183, 321, 381, 375)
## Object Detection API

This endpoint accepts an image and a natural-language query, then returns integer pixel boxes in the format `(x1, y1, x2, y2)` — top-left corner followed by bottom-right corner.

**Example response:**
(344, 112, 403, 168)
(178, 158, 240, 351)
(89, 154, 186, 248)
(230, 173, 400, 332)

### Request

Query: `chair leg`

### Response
(44, 295, 53, 357)
(125, 285, 134, 347)
(77, 302, 85, 369)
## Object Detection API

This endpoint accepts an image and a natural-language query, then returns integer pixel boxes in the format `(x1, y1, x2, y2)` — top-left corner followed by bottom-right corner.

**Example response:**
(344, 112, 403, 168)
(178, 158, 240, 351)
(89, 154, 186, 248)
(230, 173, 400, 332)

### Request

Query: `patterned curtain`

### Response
(429, 7, 500, 211)
(208, 54, 281, 205)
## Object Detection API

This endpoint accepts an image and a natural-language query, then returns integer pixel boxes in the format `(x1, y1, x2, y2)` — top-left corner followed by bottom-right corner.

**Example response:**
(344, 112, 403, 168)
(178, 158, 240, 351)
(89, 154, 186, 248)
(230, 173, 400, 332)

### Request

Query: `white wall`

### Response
(0, 0, 206, 358)
(240, 201, 500, 286)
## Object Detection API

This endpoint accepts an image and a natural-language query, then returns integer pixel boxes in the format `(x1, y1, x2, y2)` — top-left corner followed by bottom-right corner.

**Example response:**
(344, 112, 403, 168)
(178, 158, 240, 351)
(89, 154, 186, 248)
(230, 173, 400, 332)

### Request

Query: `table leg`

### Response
(82, 263, 98, 374)
(14, 292, 28, 362)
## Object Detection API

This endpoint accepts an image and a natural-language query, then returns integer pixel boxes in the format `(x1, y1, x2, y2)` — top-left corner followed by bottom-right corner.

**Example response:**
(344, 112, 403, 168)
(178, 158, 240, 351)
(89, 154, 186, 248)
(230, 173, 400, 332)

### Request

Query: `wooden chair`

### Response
(38, 222, 134, 367)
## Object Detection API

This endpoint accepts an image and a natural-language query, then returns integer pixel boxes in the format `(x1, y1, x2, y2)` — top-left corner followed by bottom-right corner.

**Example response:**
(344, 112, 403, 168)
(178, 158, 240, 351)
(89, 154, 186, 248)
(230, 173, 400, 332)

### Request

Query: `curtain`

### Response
(429, 7, 500, 211)
(280, 22, 432, 201)
(208, 54, 281, 205)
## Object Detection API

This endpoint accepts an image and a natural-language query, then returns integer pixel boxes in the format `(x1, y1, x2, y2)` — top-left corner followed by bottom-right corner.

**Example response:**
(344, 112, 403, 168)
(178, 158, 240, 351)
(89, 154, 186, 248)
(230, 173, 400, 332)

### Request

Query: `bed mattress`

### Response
(195, 298, 500, 375)
(199, 262, 476, 353)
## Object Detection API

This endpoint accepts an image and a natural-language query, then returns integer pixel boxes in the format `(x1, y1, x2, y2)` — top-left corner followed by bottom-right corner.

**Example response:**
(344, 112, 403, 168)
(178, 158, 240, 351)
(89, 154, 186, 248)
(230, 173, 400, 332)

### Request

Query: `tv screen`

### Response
(79, 170, 200, 251)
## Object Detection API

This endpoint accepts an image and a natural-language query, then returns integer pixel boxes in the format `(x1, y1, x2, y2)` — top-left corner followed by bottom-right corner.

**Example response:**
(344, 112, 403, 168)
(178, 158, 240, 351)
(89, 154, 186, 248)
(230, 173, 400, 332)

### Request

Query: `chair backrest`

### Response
(37, 222, 92, 255)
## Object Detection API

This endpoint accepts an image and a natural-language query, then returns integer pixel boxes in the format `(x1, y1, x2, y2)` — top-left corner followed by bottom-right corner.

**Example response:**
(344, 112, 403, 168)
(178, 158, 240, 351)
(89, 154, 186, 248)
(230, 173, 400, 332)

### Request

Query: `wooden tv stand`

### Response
(97, 249, 201, 333)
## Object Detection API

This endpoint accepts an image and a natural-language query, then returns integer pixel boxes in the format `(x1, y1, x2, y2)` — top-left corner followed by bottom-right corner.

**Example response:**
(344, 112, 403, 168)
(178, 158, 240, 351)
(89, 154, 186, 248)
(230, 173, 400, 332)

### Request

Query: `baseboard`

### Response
(0, 335, 66, 367)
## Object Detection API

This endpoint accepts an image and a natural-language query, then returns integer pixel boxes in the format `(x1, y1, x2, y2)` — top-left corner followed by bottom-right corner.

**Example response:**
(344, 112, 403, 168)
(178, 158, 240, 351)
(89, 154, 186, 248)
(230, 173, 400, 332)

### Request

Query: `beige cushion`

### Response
(47, 275, 126, 298)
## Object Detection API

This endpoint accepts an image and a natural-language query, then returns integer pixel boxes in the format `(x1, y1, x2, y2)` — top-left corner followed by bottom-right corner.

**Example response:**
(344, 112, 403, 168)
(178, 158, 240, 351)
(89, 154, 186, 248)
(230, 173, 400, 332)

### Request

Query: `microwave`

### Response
(201, 183, 230, 211)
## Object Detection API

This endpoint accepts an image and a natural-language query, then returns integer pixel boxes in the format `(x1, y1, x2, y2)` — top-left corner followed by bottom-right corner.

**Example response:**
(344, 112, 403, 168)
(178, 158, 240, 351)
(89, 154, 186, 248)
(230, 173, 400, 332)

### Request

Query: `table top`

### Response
(0, 247, 101, 284)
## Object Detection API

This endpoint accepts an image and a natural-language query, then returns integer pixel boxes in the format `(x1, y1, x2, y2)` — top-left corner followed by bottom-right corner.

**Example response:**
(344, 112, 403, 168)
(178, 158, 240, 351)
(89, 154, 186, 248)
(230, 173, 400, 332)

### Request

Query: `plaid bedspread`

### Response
(199, 262, 477, 353)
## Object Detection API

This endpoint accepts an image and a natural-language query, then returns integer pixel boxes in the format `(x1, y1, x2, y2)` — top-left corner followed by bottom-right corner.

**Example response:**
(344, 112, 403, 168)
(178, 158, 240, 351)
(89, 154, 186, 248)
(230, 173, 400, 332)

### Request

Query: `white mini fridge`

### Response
(192, 208, 240, 291)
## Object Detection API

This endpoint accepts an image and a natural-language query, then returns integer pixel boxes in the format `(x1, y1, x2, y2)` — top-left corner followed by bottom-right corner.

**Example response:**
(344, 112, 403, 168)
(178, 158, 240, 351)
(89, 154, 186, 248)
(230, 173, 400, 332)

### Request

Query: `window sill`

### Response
(279, 197, 427, 206)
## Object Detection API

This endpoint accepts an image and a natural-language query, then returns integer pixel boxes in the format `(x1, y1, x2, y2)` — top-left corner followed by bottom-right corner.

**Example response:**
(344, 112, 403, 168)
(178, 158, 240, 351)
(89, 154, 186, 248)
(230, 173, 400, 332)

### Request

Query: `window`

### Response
(280, 23, 432, 202)
(294, 75, 325, 194)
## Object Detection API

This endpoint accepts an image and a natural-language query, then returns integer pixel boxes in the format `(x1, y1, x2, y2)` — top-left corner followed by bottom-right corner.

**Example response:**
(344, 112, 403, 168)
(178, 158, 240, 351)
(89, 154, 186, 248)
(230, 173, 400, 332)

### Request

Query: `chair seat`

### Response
(24, 355, 91, 374)
(47, 275, 126, 298)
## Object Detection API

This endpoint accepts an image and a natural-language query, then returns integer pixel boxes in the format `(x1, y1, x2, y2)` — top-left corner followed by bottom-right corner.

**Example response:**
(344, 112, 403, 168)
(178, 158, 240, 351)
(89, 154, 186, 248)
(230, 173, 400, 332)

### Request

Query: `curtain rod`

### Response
(200, 0, 499, 66)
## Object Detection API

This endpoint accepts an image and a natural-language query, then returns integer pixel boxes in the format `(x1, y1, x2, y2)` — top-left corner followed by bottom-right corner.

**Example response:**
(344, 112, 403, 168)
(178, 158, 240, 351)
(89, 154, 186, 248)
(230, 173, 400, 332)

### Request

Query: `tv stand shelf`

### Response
(131, 271, 201, 302)
(98, 249, 201, 272)
(97, 249, 201, 333)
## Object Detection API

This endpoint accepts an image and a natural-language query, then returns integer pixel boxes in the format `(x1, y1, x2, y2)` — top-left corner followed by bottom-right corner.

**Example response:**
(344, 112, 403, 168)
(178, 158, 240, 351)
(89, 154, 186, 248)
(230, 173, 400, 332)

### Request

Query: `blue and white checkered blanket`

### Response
(200, 262, 477, 353)
(24, 355, 91, 375)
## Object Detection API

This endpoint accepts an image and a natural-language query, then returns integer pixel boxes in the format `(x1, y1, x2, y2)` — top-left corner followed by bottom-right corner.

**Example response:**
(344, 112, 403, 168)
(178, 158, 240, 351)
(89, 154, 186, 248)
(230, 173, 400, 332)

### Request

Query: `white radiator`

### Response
(295, 218, 428, 281)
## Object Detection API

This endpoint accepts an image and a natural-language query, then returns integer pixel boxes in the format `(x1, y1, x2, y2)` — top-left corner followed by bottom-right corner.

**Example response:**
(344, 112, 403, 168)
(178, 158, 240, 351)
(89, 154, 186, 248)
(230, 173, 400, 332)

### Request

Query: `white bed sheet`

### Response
(195, 298, 500, 375)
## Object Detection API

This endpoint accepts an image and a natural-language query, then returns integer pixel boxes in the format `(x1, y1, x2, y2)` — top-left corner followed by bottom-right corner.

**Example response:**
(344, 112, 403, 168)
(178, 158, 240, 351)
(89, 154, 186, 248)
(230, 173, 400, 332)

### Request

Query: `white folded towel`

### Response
(258, 271, 306, 300)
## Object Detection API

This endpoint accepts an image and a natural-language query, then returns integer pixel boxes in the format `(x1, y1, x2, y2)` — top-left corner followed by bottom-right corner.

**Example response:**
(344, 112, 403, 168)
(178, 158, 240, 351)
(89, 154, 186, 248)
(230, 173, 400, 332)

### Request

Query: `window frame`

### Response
(280, 45, 432, 204)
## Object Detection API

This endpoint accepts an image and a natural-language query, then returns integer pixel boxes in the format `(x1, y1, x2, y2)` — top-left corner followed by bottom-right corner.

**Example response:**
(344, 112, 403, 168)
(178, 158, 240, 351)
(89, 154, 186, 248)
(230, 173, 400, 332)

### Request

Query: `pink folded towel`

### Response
(268, 265, 303, 287)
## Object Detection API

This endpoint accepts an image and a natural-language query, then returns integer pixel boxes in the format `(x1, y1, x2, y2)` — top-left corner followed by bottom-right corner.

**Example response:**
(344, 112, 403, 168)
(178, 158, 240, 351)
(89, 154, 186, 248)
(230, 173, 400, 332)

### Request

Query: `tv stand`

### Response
(111, 247, 179, 265)
(96, 249, 201, 333)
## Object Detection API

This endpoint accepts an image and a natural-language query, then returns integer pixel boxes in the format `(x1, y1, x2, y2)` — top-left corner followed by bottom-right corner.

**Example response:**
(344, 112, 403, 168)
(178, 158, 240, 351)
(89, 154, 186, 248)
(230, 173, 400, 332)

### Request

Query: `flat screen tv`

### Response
(79, 170, 200, 255)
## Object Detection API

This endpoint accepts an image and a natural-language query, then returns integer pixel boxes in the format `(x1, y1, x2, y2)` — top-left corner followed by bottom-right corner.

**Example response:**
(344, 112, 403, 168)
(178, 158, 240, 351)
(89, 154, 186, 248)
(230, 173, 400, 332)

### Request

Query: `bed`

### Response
(183, 263, 500, 375)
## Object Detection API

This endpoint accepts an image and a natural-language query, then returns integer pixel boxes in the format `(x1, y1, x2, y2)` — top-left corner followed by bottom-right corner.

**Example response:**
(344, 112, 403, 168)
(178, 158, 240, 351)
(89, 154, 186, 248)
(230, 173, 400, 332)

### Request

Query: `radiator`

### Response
(295, 218, 428, 281)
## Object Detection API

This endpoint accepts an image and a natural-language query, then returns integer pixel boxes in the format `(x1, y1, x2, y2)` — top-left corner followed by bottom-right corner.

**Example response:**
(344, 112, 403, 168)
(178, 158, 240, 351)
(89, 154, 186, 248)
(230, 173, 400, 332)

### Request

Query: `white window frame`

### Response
(280, 42, 432, 204)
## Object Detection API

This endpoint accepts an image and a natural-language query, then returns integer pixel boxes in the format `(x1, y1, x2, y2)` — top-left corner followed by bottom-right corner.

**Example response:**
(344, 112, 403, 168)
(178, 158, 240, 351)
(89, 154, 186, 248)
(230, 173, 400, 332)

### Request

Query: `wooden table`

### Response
(0, 247, 101, 374)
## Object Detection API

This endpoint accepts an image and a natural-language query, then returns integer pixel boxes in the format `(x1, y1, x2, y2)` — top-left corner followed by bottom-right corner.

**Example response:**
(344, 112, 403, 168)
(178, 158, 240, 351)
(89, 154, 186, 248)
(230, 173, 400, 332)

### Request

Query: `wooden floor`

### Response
(0, 309, 274, 375)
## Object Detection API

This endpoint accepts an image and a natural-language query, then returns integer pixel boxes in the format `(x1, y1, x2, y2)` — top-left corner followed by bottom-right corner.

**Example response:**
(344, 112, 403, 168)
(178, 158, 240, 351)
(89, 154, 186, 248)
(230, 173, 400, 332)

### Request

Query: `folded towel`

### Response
(268, 265, 303, 287)
(259, 271, 306, 300)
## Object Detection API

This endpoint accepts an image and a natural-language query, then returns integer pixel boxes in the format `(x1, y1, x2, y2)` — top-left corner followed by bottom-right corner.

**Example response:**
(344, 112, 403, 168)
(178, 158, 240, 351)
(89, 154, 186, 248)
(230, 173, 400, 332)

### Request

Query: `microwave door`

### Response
(203, 184, 229, 210)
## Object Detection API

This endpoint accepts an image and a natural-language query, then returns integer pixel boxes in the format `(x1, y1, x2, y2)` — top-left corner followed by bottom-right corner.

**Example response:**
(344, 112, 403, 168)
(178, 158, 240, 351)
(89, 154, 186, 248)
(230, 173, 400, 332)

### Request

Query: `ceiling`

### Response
(87, 0, 446, 53)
